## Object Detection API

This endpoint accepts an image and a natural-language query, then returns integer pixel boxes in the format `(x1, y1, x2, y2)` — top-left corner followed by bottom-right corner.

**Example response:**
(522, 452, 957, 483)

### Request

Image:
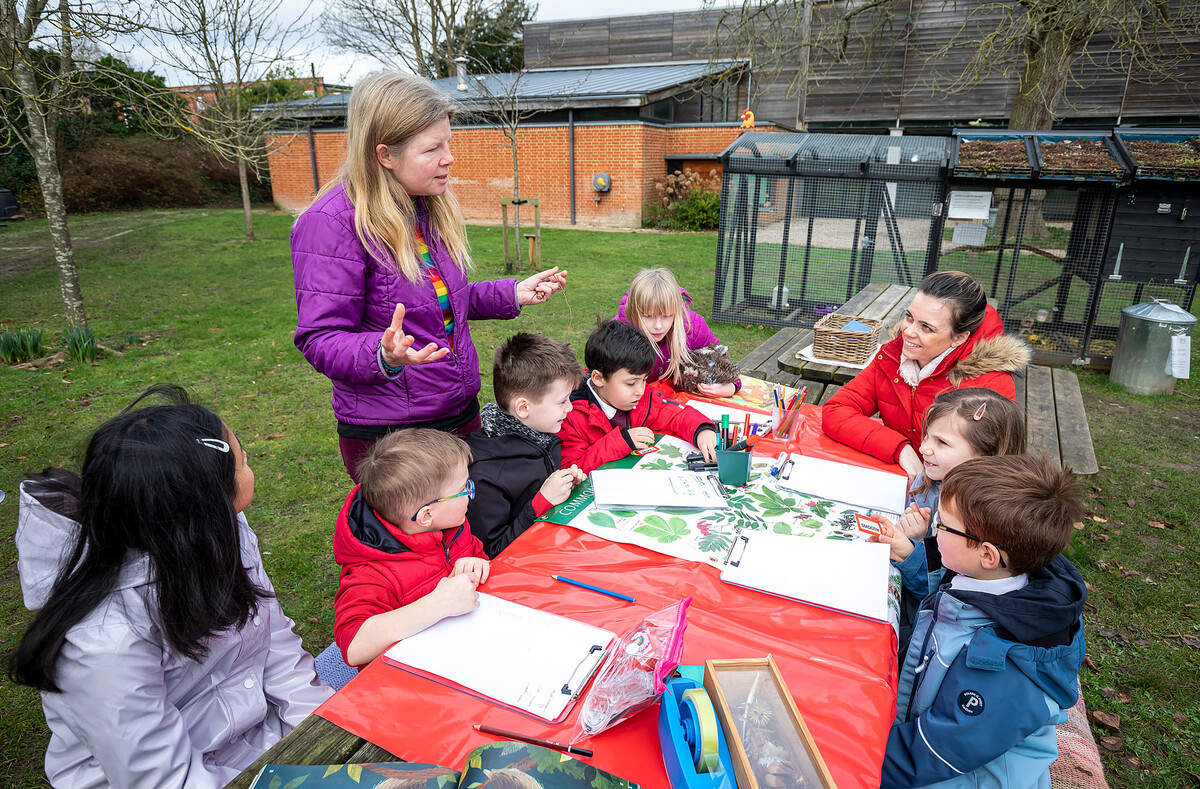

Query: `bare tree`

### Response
(143, 0, 308, 239)
(704, 0, 1200, 130)
(322, 0, 499, 80)
(0, 0, 141, 328)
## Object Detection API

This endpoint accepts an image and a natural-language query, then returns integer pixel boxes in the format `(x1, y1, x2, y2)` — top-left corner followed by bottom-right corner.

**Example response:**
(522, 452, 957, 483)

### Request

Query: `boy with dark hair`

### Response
(881, 453, 1087, 789)
(334, 429, 489, 667)
(559, 320, 718, 474)
(467, 333, 587, 557)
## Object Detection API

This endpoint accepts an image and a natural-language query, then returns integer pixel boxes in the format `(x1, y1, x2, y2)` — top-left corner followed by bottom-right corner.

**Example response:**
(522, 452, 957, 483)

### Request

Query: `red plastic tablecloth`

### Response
(315, 404, 902, 788)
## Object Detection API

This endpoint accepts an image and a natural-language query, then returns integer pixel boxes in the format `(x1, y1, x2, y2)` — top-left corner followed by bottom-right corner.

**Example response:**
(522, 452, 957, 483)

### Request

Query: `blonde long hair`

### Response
(625, 268, 693, 384)
(316, 70, 472, 281)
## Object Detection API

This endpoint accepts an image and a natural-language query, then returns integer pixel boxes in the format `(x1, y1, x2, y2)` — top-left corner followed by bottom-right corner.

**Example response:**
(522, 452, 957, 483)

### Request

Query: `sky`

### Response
(117, 0, 710, 87)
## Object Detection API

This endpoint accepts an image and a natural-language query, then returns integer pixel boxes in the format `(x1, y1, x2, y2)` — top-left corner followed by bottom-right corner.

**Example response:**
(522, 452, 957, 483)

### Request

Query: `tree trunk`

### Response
(238, 157, 255, 240)
(1010, 26, 1085, 131)
(510, 136, 521, 270)
(14, 60, 87, 328)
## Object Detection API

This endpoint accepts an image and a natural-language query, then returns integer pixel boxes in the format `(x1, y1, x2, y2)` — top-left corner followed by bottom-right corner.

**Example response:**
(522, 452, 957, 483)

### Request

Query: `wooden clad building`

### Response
(525, 4, 1200, 129)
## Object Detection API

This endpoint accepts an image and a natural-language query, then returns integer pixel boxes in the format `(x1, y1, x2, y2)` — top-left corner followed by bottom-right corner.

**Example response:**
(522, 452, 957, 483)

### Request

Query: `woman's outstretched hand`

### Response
(516, 267, 567, 306)
(380, 304, 451, 367)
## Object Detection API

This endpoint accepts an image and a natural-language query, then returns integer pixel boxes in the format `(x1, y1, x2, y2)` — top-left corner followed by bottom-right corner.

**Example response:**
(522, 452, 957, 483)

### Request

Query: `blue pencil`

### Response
(552, 575, 635, 603)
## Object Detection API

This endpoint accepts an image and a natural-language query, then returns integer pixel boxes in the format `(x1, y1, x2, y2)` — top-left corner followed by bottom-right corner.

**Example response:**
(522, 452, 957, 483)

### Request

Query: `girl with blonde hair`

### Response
(292, 70, 566, 481)
(616, 267, 740, 396)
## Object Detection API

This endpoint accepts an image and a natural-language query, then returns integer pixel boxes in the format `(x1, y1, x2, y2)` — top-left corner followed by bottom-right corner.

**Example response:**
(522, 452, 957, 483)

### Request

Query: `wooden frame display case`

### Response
(702, 657, 837, 789)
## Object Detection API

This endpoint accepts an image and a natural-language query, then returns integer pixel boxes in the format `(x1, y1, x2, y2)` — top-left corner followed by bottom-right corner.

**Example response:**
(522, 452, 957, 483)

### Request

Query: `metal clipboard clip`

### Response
(560, 643, 606, 698)
(722, 528, 750, 568)
(706, 473, 731, 501)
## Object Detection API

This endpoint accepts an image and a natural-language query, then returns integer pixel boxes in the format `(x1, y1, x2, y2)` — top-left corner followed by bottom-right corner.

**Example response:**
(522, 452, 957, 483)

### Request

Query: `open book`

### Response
(249, 742, 639, 789)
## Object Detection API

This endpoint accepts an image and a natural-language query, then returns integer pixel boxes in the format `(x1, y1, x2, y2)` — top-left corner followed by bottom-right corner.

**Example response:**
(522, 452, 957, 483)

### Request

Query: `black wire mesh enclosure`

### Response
(1089, 129, 1200, 363)
(942, 130, 1125, 366)
(713, 132, 949, 330)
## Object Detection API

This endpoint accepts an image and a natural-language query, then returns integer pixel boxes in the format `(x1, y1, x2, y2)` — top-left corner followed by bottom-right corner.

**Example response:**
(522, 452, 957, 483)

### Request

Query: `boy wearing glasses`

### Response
(880, 453, 1087, 789)
(333, 429, 488, 667)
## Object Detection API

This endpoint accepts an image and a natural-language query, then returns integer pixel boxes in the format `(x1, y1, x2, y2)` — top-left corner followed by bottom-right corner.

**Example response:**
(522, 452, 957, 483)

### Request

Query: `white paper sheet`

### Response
(1168, 334, 1191, 379)
(383, 594, 614, 721)
(776, 454, 908, 515)
(721, 530, 893, 622)
(590, 468, 731, 509)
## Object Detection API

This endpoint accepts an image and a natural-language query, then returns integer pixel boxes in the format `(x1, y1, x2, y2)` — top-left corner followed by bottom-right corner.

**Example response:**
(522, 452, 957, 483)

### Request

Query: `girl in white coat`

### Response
(11, 385, 332, 788)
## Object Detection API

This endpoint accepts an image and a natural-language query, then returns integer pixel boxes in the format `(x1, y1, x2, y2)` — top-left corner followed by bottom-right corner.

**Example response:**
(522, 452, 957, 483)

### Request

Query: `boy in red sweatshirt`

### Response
(559, 319, 718, 474)
(333, 428, 489, 667)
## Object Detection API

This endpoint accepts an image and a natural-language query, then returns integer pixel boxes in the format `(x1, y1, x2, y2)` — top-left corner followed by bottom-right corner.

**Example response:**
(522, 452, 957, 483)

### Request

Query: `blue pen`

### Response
(552, 575, 635, 603)
(769, 452, 789, 477)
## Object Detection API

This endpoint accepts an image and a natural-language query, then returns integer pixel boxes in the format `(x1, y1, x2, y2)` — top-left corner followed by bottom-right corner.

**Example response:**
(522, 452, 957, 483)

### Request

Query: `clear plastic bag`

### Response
(574, 597, 692, 738)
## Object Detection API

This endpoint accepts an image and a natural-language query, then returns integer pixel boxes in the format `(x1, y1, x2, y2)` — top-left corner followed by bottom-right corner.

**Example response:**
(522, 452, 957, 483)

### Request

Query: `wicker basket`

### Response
(811, 313, 882, 365)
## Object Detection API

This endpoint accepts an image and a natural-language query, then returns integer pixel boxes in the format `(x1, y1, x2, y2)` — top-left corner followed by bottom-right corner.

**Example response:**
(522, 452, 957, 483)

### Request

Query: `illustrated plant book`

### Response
(719, 527, 893, 623)
(589, 468, 731, 510)
(776, 453, 908, 515)
(248, 742, 639, 789)
(383, 594, 614, 723)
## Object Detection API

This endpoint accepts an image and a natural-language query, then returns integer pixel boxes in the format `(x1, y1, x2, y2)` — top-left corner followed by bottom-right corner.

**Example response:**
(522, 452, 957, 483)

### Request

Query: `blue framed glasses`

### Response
(411, 478, 475, 521)
(933, 512, 1007, 569)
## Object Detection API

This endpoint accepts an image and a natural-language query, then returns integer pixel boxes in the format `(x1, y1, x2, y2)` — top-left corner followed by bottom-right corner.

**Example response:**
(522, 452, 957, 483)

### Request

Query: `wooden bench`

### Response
(738, 283, 1099, 474)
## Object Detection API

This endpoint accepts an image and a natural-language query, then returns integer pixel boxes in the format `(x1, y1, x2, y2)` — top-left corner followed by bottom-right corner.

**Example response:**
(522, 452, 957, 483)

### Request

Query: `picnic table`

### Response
(738, 283, 1099, 474)
(229, 414, 903, 789)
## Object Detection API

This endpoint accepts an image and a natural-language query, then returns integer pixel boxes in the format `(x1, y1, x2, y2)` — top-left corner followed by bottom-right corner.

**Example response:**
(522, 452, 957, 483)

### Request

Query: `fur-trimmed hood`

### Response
(947, 332, 1031, 385)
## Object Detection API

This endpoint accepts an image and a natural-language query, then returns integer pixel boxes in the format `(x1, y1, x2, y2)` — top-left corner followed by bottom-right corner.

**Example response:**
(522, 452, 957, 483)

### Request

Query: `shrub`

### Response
(672, 189, 721, 231)
(0, 328, 44, 364)
(66, 326, 98, 363)
(649, 168, 722, 231)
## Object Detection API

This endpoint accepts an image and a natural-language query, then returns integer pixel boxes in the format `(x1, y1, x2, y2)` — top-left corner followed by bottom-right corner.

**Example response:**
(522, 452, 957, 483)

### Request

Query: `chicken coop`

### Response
(713, 132, 950, 330)
(938, 129, 1125, 366)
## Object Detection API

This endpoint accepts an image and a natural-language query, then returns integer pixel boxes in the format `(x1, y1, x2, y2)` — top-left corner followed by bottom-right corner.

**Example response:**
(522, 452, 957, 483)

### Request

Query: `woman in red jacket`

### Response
(822, 271, 1030, 479)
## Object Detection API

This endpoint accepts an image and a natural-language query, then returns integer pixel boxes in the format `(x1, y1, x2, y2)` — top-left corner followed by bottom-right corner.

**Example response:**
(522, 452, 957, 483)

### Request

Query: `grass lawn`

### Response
(2, 208, 1198, 787)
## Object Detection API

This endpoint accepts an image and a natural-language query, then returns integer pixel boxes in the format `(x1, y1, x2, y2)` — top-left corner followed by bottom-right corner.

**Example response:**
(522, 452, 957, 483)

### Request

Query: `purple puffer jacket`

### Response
(292, 184, 520, 427)
(615, 286, 721, 383)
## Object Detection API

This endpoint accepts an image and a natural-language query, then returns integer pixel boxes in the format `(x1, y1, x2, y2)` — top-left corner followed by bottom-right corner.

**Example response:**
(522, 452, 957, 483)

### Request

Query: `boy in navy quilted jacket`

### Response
(881, 453, 1086, 789)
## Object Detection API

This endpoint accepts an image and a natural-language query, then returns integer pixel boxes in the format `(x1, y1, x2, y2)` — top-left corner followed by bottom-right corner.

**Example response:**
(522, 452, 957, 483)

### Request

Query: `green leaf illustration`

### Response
(282, 776, 308, 789)
(587, 511, 617, 529)
(796, 518, 823, 530)
(634, 514, 689, 543)
(346, 764, 361, 782)
(438, 775, 457, 789)
(773, 522, 791, 535)
(322, 765, 344, 778)
(657, 443, 684, 458)
(269, 774, 281, 789)
(608, 509, 639, 518)
(698, 531, 732, 552)
(639, 458, 671, 470)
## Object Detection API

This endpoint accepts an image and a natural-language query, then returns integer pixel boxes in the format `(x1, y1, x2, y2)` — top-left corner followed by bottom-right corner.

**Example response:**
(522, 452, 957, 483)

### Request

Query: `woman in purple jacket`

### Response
(292, 71, 565, 481)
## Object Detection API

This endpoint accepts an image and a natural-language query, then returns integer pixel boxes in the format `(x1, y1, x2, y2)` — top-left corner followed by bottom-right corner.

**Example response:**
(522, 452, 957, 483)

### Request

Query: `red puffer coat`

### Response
(333, 485, 486, 664)
(821, 306, 1030, 464)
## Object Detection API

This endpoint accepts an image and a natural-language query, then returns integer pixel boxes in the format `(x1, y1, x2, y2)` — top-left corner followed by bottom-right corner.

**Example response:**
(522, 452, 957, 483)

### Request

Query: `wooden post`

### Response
(500, 197, 540, 268)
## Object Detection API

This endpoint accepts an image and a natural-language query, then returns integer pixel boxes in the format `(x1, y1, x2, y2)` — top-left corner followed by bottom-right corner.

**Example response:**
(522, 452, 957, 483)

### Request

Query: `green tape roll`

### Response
(681, 687, 721, 774)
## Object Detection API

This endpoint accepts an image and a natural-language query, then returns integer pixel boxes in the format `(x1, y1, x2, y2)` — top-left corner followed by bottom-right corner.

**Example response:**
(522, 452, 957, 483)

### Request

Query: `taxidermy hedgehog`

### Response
(678, 343, 740, 393)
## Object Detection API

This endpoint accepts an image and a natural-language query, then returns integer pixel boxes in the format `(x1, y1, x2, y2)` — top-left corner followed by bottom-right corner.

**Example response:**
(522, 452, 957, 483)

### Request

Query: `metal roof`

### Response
(255, 61, 741, 119)
(722, 131, 951, 182)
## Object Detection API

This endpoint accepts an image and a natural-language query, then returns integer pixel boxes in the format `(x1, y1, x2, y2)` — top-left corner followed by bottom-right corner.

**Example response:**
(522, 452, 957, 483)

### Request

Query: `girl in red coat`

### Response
(822, 271, 1030, 479)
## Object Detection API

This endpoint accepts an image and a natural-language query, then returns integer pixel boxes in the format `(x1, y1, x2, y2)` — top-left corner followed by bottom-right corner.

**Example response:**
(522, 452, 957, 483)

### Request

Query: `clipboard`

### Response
(590, 468, 732, 510)
(775, 454, 908, 515)
(717, 529, 892, 623)
(383, 593, 615, 723)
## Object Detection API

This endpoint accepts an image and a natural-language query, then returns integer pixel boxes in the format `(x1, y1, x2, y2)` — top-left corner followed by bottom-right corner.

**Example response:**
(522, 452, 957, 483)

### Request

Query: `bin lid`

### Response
(1121, 299, 1197, 325)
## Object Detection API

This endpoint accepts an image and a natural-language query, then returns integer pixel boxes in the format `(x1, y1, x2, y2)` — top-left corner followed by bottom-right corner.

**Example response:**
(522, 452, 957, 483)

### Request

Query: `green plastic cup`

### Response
(715, 449, 753, 486)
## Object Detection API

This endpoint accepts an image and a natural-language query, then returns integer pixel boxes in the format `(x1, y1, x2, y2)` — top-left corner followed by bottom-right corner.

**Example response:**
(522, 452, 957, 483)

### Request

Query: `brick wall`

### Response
(266, 122, 772, 225)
